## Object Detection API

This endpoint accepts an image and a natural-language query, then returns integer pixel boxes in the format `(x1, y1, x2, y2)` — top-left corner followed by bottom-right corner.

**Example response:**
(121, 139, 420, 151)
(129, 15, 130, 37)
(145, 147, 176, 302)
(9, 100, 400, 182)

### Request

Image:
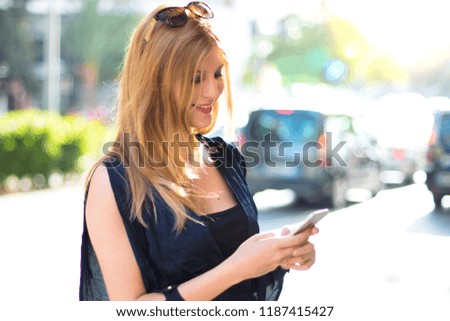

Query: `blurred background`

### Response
(1, 0, 450, 319)
(1, 0, 449, 192)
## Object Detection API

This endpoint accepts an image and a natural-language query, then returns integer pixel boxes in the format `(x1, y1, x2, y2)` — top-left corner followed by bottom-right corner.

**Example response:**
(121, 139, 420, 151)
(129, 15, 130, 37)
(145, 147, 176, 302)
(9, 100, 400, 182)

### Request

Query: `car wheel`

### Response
(433, 193, 443, 209)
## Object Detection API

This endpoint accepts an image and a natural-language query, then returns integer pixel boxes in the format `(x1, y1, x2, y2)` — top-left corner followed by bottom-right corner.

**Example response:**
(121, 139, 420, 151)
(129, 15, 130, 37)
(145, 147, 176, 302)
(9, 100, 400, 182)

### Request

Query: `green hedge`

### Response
(0, 109, 113, 189)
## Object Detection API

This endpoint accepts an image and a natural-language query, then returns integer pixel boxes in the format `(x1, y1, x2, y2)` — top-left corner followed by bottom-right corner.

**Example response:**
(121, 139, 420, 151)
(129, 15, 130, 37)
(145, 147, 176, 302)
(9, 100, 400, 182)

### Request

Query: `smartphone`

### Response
(287, 208, 329, 236)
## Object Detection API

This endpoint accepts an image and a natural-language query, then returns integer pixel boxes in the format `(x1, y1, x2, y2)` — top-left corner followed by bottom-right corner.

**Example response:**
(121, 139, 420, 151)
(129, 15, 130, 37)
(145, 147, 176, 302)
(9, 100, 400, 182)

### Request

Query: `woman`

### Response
(79, 1, 318, 301)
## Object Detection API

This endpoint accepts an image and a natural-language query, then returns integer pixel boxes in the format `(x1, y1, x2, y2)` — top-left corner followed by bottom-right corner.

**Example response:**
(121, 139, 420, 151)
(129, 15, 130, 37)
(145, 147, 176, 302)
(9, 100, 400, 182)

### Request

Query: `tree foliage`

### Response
(0, 1, 38, 94)
(61, 0, 141, 82)
(245, 15, 408, 87)
(60, 0, 141, 110)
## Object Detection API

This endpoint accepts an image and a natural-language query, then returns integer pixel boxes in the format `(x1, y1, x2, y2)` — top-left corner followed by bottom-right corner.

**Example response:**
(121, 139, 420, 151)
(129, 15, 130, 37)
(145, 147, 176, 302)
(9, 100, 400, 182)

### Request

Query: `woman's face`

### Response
(189, 46, 224, 129)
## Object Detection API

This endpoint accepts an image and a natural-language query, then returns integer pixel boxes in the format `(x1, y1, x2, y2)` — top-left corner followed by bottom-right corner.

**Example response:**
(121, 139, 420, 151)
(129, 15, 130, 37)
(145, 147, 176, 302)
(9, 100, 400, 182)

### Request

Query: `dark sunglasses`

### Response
(154, 1, 214, 27)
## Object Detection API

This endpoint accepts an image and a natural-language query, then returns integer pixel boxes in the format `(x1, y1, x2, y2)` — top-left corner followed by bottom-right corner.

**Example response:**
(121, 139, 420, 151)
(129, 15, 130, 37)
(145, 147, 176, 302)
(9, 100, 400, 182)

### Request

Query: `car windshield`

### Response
(249, 110, 322, 144)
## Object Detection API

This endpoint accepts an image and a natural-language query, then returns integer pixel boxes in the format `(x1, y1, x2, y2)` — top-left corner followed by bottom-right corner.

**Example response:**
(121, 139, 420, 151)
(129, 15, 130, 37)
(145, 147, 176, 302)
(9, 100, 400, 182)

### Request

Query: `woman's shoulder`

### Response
(101, 156, 129, 184)
(86, 157, 132, 218)
(85, 163, 118, 218)
(87, 156, 130, 201)
(85, 164, 110, 203)
(89, 162, 110, 185)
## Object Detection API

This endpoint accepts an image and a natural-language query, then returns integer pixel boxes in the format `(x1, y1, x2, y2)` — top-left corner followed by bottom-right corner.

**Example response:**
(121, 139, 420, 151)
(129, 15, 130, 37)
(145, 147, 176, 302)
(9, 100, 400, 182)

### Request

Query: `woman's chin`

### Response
(190, 114, 213, 129)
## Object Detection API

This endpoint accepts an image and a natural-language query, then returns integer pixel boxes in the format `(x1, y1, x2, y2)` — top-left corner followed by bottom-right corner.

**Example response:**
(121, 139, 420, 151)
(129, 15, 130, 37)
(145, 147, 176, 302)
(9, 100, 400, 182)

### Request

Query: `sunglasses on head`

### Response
(155, 1, 214, 27)
(143, 2, 213, 44)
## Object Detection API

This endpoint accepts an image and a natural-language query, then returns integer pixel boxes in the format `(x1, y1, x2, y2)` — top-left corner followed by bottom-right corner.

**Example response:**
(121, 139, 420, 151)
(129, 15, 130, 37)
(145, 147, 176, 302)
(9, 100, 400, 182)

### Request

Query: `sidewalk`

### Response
(0, 184, 85, 304)
(2, 184, 450, 321)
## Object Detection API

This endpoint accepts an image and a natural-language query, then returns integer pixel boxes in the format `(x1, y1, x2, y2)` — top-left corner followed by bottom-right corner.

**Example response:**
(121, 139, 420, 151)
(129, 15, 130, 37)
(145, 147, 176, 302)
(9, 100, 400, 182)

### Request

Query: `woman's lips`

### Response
(192, 104, 213, 114)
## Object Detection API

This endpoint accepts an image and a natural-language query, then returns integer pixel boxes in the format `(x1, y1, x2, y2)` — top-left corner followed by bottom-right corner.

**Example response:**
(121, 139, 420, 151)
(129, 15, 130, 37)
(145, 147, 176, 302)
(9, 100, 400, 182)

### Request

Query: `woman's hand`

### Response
(279, 226, 318, 271)
(225, 226, 319, 282)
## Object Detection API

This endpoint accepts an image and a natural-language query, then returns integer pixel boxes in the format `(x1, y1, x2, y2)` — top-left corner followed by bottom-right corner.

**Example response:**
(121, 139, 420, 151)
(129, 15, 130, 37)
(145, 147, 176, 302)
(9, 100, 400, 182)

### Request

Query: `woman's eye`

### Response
(194, 75, 202, 84)
(215, 67, 223, 79)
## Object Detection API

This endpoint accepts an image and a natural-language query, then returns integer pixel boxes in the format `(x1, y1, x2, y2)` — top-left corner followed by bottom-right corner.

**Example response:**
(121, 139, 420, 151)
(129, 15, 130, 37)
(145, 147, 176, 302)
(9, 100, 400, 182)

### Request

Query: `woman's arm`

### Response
(86, 165, 316, 301)
(138, 230, 314, 301)
(85, 165, 154, 300)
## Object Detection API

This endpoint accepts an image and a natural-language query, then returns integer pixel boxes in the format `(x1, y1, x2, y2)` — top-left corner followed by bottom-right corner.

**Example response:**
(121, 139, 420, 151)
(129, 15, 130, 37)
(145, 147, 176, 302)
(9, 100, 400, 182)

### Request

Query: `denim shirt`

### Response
(79, 135, 287, 301)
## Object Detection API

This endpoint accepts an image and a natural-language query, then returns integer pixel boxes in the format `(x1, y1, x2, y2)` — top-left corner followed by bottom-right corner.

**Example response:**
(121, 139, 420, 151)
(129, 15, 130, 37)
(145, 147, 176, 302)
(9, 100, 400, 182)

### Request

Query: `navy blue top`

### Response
(79, 135, 287, 301)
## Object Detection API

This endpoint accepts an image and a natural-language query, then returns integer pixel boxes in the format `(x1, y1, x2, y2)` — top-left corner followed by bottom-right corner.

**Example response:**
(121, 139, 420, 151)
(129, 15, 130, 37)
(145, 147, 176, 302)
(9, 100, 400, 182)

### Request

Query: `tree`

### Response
(245, 14, 408, 88)
(328, 17, 408, 85)
(0, 0, 38, 110)
(61, 0, 140, 110)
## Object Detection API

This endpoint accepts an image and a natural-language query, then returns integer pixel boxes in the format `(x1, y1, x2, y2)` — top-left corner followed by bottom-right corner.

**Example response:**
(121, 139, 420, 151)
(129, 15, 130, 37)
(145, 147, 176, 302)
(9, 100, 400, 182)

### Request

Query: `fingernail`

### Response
(281, 227, 290, 236)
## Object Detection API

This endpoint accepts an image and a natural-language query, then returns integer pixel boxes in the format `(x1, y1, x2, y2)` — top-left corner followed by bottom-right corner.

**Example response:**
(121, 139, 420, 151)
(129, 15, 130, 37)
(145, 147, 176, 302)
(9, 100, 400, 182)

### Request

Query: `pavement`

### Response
(0, 184, 85, 304)
(1, 183, 450, 320)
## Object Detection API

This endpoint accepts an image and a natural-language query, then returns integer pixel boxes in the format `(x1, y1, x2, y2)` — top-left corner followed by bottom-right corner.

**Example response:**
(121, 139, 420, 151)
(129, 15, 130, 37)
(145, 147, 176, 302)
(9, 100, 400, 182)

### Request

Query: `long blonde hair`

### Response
(88, 4, 233, 231)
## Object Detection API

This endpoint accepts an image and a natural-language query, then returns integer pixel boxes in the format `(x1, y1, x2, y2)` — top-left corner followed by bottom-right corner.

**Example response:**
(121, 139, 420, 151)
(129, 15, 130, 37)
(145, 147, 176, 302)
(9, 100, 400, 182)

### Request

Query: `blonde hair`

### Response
(88, 4, 233, 231)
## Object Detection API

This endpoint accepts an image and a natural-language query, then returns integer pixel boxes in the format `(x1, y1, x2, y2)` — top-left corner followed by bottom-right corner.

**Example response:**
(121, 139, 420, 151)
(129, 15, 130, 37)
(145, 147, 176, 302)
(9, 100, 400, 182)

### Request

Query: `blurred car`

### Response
(425, 110, 450, 208)
(377, 146, 420, 185)
(238, 108, 382, 208)
(361, 99, 432, 186)
(324, 113, 383, 201)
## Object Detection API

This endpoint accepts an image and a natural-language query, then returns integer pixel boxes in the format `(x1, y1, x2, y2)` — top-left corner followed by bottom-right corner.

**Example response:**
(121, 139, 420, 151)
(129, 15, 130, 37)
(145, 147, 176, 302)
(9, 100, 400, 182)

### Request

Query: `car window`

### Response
(249, 111, 322, 143)
(440, 114, 450, 147)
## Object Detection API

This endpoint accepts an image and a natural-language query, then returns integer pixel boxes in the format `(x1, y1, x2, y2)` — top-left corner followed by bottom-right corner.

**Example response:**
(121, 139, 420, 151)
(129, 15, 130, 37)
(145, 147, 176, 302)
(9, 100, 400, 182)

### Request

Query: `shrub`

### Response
(0, 109, 113, 188)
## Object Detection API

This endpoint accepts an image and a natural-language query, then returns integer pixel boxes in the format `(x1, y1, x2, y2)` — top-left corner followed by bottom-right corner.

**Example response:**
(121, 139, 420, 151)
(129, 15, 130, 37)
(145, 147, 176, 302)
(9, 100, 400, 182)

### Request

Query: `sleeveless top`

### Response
(79, 135, 287, 301)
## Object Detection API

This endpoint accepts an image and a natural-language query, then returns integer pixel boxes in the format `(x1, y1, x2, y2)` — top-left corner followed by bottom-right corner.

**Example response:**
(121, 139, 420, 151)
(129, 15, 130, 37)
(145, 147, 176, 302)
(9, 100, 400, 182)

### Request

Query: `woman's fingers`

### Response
(280, 227, 290, 236)
(292, 242, 315, 257)
(281, 224, 319, 237)
(277, 226, 317, 249)
(287, 249, 315, 265)
(282, 254, 316, 271)
(274, 226, 318, 271)
(230, 226, 318, 278)
(289, 257, 316, 271)
(250, 231, 277, 241)
(280, 242, 316, 270)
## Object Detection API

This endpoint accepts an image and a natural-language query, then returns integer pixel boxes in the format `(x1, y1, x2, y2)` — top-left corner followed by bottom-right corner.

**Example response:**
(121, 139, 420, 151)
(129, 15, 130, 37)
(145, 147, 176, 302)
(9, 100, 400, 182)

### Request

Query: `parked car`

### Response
(361, 99, 432, 186)
(324, 113, 383, 201)
(377, 146, 420, 185)
(238, 108, 382, 208)
(425, 110, 450, 208)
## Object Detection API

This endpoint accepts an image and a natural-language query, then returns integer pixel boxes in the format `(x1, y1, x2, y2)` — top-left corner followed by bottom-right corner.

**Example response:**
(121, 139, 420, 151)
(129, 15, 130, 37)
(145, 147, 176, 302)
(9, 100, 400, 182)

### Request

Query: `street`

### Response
(1, 182, 449, 320)
(257, 185, 450, 320)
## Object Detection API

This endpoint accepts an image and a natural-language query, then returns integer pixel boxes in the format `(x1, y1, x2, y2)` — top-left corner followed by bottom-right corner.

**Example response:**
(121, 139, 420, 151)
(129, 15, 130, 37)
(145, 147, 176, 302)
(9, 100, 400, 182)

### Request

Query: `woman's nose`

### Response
(201, 78, 220, 98)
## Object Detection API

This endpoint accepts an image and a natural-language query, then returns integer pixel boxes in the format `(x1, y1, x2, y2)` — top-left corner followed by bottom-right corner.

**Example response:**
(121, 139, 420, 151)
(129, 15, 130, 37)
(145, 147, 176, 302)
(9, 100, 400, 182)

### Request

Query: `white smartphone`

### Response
(287, 208, 329, 236)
